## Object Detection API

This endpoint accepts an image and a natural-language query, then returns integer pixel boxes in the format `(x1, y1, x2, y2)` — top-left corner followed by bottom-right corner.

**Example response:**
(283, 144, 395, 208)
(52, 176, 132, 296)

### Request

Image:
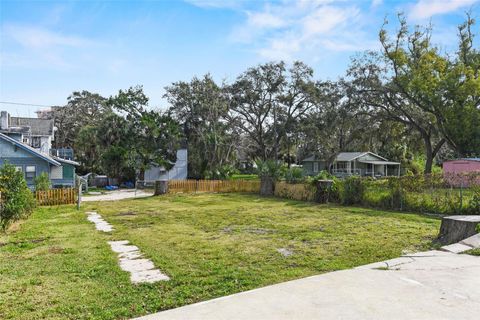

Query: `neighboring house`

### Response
(1, 111, 54, 154)
(302, 152, 401, 178)
(0, 111, 78, 188)
(0, 133, 78, 188)
(143, 149, 188, 185)
(443, 158, 480, 187)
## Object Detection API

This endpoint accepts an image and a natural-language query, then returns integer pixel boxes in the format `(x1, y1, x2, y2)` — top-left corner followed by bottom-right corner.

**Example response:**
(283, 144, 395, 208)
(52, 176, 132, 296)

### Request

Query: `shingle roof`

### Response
(9, 117, 54, 136)
(302, 152, 388, 162)
(0, 133, 60, 166)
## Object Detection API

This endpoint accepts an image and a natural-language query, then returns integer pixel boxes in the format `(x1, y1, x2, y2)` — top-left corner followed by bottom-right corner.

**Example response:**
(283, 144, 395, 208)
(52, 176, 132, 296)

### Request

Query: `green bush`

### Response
(0, 163, 35, 231)
(284, 167, 304, 184)
(466, 187, 480, 214)
(339, 176, 365, 205)
(34, 172, 51, 191)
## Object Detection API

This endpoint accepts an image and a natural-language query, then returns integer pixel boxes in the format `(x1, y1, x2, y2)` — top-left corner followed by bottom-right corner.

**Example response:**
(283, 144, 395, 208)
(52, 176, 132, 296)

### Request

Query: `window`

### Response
(15, 166, 23, 172)
(31, 137, 41, 148)
(25, 166, 36, 179)
(313, 162, 319, 172)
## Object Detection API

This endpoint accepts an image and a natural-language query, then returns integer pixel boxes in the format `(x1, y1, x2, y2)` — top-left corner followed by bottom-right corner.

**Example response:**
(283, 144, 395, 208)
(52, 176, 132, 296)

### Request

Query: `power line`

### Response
(0, 101, 53, 108)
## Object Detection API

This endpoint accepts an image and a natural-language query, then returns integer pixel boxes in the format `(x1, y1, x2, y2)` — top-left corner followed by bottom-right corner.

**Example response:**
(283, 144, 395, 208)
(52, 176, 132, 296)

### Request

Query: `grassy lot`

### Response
(0, 193, 440, 319)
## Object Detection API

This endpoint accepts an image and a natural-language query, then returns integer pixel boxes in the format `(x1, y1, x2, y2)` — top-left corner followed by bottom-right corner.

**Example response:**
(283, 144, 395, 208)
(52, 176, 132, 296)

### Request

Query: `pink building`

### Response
(443, 158, 480, 187)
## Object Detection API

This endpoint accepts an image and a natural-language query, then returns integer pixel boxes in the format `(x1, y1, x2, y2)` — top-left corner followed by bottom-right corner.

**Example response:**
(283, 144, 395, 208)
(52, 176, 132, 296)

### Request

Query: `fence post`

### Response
(77, 182, 82, 210)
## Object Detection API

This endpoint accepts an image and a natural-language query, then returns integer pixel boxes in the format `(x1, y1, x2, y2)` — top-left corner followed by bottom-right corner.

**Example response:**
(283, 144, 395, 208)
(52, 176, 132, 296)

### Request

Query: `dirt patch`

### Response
(115, 211, 137, 216)
(244, 227, 274, 235)
(0, 237, 49, 247)
(48, 246, 65, 254)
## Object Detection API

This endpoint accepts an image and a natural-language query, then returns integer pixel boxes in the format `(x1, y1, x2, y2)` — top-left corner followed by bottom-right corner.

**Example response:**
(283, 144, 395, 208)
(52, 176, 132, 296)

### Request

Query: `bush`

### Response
(284, 167, 304, 184)
(339, 176, 365, 205)
(0, 163, 35, 231)
(256, 160, 283, 196)
(34, 172, 51, 191)
(466, 187, 480, 214)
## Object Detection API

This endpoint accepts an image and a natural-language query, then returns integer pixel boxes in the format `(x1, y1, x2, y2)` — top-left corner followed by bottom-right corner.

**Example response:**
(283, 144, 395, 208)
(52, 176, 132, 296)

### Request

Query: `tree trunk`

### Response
(260, 177, 275, 196)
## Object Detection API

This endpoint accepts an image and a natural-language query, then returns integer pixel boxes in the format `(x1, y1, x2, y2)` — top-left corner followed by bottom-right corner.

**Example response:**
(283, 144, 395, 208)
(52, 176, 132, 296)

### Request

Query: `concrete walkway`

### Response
(82, 189, 153, 202)
(134, 250, 480, 320)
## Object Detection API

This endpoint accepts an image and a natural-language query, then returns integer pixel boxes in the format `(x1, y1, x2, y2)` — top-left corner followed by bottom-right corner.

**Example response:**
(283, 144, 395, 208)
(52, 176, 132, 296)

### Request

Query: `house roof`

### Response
(9, 117, 54, 136)
(53, 156, 80, 166)
(302, 152, 389, 162)
(0, 132, 60, 166)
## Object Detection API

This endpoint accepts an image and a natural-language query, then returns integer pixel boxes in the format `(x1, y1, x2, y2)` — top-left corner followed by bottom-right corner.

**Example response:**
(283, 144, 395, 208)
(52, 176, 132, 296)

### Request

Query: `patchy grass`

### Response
(465, 248, 480, 256)
(0, 193, 440, 319)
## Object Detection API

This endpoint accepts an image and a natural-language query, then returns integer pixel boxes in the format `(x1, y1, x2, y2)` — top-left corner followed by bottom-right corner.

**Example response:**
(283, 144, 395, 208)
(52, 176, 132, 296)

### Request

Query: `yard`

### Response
(1, 193, 440, 319)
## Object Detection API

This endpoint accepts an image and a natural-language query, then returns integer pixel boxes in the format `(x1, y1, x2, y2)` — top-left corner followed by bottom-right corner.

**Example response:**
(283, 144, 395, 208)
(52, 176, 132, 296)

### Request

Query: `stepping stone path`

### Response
(86, 211, 169, 284)
(86, 211, 113, 232)
(109, 240, 170, 284)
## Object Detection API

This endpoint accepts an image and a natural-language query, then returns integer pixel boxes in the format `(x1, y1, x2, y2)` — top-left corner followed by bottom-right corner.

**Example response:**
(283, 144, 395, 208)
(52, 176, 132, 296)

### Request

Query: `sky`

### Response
(0, 0, 478, 116)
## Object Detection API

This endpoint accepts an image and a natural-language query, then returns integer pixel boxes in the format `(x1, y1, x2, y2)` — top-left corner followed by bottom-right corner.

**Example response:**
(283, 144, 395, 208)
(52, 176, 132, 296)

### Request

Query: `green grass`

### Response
(465, 248, 480, 256)
(0, 193, 440, 319)
(229, 174, 259, 180)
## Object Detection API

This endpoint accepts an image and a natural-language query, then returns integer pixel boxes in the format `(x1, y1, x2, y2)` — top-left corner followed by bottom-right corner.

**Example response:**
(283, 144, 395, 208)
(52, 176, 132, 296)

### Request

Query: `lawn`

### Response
(0, 193, 440, 319)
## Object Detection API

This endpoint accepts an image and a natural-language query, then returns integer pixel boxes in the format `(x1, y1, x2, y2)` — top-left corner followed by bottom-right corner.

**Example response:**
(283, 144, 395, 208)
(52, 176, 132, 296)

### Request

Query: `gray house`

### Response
(0, 111, 78, 188)
(143, 148, 188, 185)
(302, 152, 401, 178)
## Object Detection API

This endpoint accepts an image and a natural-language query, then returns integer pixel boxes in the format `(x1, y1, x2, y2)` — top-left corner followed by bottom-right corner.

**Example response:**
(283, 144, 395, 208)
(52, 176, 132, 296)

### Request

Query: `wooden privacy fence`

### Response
(35, 188, 76, 206)
(168, 179, 261, 194)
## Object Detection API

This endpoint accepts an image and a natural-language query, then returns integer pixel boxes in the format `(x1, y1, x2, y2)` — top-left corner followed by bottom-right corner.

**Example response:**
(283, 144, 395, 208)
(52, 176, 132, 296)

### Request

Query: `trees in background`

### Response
(49, 15, 478, 178)
(349, 14, 480, 173)
(165, 75, 236, 179)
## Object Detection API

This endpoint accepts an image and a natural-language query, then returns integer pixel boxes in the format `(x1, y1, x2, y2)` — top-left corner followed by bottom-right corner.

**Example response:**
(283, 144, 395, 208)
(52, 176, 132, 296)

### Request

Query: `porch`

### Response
(332, 160, 401, 178)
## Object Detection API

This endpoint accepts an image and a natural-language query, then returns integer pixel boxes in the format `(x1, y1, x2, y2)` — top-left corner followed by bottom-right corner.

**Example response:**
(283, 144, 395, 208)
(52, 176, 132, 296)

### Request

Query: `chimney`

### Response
(0, 111, 9, 130)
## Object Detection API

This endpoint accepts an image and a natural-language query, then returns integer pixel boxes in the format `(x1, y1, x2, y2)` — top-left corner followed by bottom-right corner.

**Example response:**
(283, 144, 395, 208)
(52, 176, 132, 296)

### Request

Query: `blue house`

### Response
(0, 111, 78, 188)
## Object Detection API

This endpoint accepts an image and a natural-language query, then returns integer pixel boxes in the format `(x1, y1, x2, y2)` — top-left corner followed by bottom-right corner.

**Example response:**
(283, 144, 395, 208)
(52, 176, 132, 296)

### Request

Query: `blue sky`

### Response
(1, 0, 478, 116)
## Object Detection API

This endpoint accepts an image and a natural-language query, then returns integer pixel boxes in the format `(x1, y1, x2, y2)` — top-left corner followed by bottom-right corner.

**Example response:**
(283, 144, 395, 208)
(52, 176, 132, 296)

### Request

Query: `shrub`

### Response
(284, 167, 304, 184)
(466, 187, 480, 214)
(339, 176, 365, 205)
(274, 181, 315, 201)
(34, 172, 51, 191)
(255, 160, 283, 196)
(0, 163, 35, 231)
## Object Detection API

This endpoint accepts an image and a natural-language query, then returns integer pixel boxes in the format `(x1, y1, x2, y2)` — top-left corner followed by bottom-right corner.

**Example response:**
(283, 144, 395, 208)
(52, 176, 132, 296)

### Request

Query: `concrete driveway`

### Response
(134, 250, 480, 320)
(82, 189, 153, 202)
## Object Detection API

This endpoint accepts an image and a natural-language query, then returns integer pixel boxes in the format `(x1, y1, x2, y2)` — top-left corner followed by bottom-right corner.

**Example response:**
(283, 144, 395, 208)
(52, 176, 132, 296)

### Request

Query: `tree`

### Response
(107, 86, 181, 180)
(53, 91, 109, 149)
(300, 80, 369, 171)
(277, 62, 317, 166)
(439, 15, 480, 157)
(228, 62, 286, 160)
(348, 15, 452, 173)
(165, 75, 237, 178)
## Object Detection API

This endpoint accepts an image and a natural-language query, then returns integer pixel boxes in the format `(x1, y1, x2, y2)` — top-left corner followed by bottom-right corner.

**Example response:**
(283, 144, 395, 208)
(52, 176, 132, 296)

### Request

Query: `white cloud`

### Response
(1, 24, 97, 70)
(371, 0, 383, 8)
(409, 0, 478, 20)
(3, 24, 93, 50)
(230, 1, 375, 61)
(183, 0, 241, 9)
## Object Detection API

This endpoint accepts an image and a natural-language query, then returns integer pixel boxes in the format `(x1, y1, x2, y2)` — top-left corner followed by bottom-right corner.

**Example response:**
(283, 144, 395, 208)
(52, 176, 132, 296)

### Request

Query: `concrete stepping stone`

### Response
(86, 211, 113, 232)
(441, 243, 473, 254)
(108, 240, 170, 284)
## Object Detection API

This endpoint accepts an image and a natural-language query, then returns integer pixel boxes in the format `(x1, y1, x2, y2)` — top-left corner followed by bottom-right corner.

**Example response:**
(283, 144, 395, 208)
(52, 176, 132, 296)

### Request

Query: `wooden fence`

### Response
(35, 188, 76, 206)
(168, 179, 260, 194)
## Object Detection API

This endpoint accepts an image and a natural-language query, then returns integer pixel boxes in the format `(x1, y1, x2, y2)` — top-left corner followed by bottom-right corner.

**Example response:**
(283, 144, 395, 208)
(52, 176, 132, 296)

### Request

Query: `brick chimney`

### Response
(0, 111, 9, 130)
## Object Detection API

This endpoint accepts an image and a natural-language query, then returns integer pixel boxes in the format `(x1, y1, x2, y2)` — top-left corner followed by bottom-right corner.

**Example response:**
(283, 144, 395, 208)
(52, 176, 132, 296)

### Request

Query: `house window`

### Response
(15, 166, 23, 172)
(25, 166, 36, 179)
(313, 162, 319, 172)
(31, 137, 41, 148)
